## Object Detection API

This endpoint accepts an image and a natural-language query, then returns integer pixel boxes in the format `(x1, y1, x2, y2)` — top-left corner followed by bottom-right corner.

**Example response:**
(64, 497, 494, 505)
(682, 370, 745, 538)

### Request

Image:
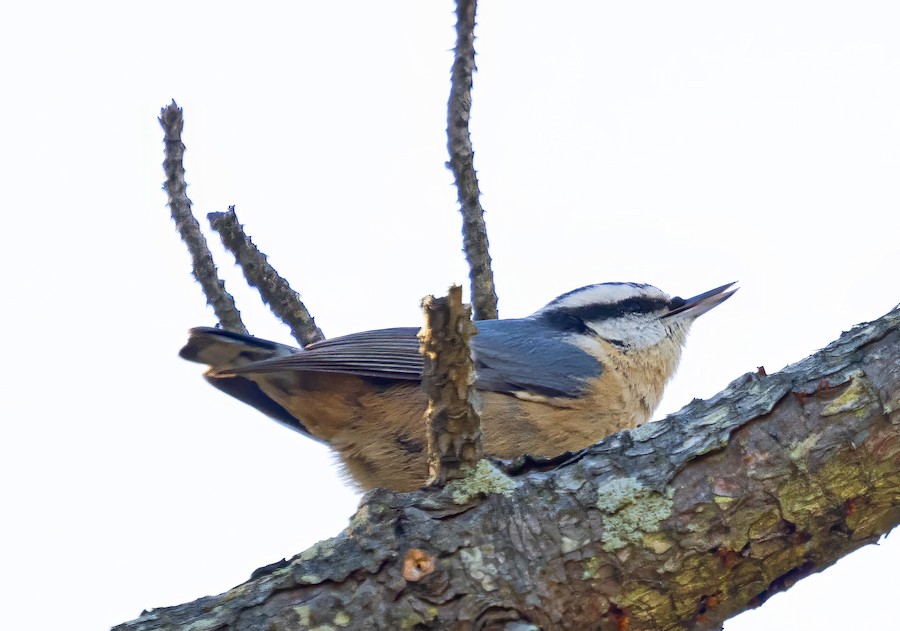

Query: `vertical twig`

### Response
(419, 285, 483, 485)
(208, 207, 325, 347)
(447, 0, 499, 321)
(159, 101, 247, 334)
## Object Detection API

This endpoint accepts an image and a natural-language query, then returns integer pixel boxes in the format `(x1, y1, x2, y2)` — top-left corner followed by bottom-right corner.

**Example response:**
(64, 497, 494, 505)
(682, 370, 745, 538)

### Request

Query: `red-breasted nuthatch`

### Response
(181, 281, 736, 491)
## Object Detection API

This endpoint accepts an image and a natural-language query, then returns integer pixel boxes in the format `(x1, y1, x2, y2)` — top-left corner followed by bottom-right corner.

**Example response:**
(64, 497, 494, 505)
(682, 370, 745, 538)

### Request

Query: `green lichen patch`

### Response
(694, 406, 731, 428)
(642, 532, 674, 554)
(333, 611, 351, 627)
(459, 546, 499, 591)
(821, 372, 878, 417)
(582, 556, 602, 579)
(596, 478, 673, 550)
(596, 478, 644, 512)
(292, 605, 311, 626)
(298, 536, 338, 562)
(394, 603, 439, 630)
(788, 433, 821, 471)
(348, 504, 372, 531)
(447, 459, 520, 504)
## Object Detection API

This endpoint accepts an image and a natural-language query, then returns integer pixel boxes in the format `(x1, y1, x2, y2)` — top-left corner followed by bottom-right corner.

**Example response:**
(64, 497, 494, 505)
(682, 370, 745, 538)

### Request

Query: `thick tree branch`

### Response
(208, 207, 325, 347)
(447, 0, 498, 321)
(159, 101, 247, 334)
(116, 306, 900, 630)
(419, 285, 482, 484)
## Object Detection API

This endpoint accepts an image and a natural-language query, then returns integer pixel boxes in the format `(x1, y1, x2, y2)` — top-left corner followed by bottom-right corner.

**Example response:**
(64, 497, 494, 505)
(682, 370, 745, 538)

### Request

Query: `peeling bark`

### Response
(115, 306, 899, 631)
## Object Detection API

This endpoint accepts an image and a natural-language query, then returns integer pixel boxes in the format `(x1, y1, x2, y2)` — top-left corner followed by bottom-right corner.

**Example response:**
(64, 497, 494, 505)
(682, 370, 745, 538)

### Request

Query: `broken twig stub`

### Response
(419, 285, 483, 484)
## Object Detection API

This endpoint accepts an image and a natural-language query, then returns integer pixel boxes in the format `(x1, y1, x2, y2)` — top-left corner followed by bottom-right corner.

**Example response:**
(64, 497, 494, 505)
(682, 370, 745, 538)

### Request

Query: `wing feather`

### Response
(222, 327, 424, 380)
(220, 321, 602, 398)
(472, 319, 601, 397)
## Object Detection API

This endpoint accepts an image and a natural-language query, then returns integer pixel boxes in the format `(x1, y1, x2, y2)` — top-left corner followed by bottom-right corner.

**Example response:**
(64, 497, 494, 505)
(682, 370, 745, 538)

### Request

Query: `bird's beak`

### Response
(663, 282, 738, 321)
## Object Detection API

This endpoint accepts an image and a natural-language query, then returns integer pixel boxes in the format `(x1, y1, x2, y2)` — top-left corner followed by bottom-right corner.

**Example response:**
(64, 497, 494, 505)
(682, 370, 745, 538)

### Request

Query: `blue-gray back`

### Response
(472, 318, 601, 398)
(221, 319, 602, 399)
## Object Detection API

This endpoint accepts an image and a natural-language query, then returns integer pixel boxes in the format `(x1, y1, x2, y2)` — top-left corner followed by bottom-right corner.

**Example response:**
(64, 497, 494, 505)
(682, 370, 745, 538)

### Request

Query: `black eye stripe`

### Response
(539, 311, 590, 334)
(553, 297, 669, 322)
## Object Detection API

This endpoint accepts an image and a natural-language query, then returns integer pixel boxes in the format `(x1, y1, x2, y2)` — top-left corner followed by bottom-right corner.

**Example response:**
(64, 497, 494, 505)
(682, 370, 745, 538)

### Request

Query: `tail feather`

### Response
(180, 327, 298, 370)
(180, 327, 318, 441)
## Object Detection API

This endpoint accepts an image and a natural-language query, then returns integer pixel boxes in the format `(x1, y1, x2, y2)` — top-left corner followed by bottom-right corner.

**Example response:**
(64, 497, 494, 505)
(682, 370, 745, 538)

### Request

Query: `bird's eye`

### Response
(621, 299, 643, 313)
(669, 297, 686, 309)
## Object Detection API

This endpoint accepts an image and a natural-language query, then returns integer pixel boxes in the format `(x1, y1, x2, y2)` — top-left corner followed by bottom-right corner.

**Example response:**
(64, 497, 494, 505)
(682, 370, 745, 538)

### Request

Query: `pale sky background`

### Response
(2, 2, 898, 630)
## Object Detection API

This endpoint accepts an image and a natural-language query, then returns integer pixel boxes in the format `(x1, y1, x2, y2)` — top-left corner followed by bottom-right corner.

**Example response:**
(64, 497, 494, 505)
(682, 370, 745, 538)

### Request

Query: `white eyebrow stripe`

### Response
(541, 283, 666, 311)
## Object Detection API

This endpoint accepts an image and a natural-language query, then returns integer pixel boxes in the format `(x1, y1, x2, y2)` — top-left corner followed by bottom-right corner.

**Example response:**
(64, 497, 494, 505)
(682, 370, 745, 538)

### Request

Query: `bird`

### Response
(180, 281, 736, 491)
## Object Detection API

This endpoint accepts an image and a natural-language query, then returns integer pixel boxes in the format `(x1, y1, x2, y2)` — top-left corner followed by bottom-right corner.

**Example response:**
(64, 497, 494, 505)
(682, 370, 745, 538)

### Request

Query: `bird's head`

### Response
(533, 281, 737, 350)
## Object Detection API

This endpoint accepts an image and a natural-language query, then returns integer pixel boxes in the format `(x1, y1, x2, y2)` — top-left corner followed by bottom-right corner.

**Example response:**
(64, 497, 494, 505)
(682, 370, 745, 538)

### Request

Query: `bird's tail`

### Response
(180, 326, 298, 372)
(180, 327, 315, 438)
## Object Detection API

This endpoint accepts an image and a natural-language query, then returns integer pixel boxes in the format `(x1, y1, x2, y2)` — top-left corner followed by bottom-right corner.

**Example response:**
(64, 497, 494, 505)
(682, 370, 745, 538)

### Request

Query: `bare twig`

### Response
(208, 207, 325, 347)
(159, 101, 247, 334)
(447, 0, 498, 321)
(419, 285, 482, 484)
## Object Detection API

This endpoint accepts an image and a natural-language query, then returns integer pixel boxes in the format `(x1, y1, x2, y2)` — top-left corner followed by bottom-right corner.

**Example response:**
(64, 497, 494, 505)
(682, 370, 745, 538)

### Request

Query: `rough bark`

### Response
(115, 305, 899, 631)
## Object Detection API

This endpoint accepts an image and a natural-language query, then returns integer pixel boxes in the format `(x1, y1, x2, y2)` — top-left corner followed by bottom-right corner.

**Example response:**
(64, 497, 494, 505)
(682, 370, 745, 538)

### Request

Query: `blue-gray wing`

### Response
(216, 321, 601, 398)
(471, 319, 601, 398)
